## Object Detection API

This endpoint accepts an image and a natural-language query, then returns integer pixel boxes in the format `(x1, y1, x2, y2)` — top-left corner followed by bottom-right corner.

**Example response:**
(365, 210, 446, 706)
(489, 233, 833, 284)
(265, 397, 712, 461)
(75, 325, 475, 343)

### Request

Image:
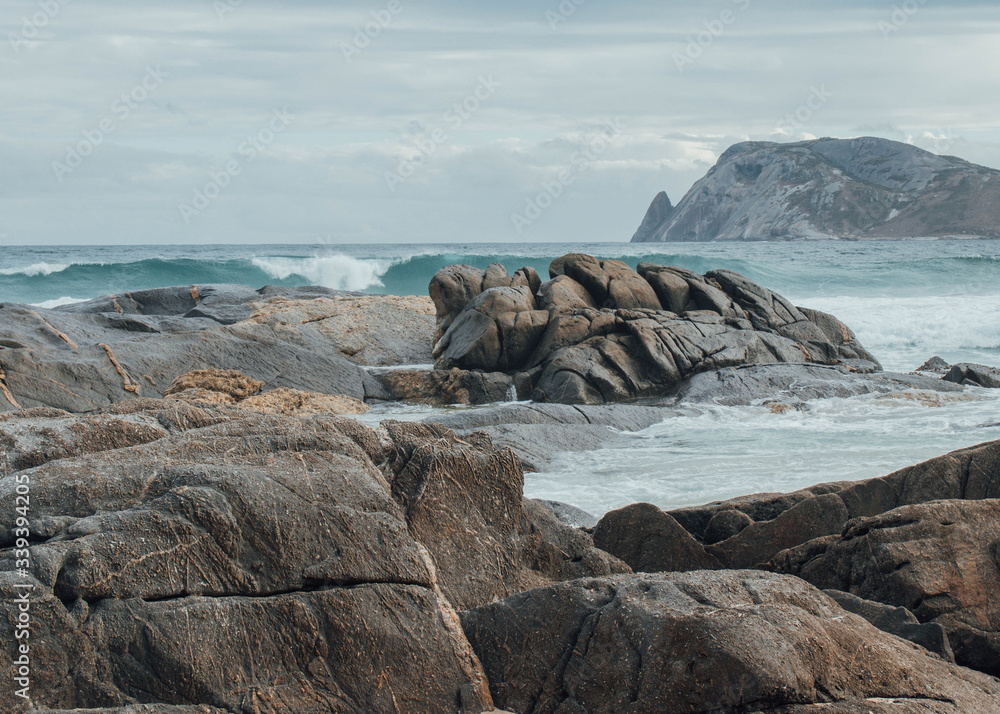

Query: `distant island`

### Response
(631, 136, 1000, 242)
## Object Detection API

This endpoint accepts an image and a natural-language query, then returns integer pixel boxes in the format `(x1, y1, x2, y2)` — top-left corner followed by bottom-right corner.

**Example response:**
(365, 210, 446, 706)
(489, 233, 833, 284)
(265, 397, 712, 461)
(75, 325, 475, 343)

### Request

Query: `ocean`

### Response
(2, 240, 999, 515)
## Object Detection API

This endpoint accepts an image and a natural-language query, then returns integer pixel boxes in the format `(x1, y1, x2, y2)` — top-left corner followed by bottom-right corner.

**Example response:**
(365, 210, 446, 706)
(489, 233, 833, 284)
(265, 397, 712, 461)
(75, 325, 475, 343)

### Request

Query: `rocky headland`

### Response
(3, 260, 1000, 713)
(630, 136, 1000, 242)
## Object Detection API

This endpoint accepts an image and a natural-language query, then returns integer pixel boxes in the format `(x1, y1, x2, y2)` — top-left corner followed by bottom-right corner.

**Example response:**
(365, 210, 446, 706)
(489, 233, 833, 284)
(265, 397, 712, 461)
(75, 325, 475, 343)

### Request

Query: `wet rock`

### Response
(428, 402, 669, 470)
(944, 362, 1000, 389)
(533, 499, 599, 529)
(461, 571, 1000, 714)
(917, 355, 951, 372)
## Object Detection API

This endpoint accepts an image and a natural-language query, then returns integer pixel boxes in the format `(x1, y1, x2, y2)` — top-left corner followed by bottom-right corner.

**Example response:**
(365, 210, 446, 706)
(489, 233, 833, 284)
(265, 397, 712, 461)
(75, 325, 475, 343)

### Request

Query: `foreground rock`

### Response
(0, 401, 623, 712)
(0, 286, 436, 413)
(429, 254, 881, 405)
(774, 499, 1000, 676)
(462, 571, 1000, 713)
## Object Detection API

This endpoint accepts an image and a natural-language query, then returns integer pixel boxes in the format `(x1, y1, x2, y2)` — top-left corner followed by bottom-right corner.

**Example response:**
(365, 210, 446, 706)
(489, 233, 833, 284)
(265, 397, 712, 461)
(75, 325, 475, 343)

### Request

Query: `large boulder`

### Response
(429, 254, 881, 405)
(0, 401, 622, 712)
(461, 571, 1000, 713)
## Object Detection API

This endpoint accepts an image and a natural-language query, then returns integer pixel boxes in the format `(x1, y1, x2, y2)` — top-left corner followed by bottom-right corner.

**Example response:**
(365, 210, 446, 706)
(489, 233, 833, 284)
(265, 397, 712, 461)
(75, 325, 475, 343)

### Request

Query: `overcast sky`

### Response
(3, 0, 1000, 245)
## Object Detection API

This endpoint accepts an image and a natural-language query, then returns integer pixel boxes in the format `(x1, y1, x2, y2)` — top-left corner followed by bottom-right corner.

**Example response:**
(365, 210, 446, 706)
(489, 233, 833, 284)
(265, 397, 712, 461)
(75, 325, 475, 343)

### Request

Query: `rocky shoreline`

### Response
(2, 255, 1000, 713)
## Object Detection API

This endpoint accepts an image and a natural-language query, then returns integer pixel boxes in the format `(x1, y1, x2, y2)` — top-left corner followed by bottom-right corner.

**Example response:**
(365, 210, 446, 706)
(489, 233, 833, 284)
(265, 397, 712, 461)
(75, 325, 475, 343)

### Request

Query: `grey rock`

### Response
(773, 499, 1000, 676)
(918, 355, 951, 372)
(0, 402, 627, 712)
(630, 190, 674, 243)
(0, 286, 414, 413)
(672, 362, 963, 406)
(944, 362, 1000, 388)
(632, 136, 1000, 241)
(427, 403, 669, 470)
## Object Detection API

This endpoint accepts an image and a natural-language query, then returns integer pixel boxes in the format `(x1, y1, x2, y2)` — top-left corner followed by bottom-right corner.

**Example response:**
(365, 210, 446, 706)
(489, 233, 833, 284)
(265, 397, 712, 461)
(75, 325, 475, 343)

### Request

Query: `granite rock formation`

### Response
(429, 254, 880, 405)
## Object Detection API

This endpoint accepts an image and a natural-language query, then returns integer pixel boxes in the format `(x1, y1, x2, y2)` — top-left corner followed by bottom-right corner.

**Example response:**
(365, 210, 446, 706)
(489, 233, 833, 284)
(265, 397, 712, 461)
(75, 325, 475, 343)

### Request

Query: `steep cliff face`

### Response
(631, 137, 1000, 242)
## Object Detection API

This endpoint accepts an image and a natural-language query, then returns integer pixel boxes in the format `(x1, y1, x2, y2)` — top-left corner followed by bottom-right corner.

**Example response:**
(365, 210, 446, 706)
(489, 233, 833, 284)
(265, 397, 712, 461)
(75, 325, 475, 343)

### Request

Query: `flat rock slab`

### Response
(0, 286, 436, 413)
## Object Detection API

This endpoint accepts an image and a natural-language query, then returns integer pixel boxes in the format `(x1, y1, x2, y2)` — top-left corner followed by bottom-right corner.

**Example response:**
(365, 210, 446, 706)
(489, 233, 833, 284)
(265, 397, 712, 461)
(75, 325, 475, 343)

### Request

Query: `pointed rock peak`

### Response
(631, 191, 674, 243)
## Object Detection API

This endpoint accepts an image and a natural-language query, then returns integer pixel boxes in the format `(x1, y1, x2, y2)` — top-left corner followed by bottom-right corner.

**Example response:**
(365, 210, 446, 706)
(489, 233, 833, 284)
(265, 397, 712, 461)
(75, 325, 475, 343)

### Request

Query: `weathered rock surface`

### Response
(0, 286, 430, 413)
(824, 589, 955, 662)
(631, 136, 1000, 242)
(773, 499, 1000, 676)
(243, 294, 435, 366)
(0, 401, 624, 712)
(429, 254, 880, 405)
(461, 571, 1000, 713)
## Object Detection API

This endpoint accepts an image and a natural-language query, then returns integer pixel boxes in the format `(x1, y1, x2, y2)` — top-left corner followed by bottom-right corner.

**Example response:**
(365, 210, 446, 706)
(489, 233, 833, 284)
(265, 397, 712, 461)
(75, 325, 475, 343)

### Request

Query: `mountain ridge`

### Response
(632, 136, 1000, 242)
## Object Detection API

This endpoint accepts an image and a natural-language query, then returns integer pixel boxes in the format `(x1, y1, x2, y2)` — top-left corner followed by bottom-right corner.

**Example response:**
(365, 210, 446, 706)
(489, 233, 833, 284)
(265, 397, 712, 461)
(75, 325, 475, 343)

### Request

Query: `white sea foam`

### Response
(525, 390, 1000, 516)
(30, 296, 89, 309)
(0, 262, 71, 277)
(252, 254, 395, 292)
(794, 294, 1000, 371)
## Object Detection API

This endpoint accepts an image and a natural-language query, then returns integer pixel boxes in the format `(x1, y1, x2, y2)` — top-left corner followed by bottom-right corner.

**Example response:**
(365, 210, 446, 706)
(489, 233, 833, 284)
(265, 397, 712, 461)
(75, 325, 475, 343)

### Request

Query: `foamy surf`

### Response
(525, 388, 1000, 516)
(251, 254, 397, 292)
(0, 262, 71, 277)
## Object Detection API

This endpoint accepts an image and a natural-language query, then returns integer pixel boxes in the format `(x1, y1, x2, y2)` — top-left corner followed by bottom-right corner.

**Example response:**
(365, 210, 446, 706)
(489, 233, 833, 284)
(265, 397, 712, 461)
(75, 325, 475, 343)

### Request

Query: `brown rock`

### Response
(164, 369, 263, 400)
(461, 571, 1000, 714)
(592, 502, 722, 572)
